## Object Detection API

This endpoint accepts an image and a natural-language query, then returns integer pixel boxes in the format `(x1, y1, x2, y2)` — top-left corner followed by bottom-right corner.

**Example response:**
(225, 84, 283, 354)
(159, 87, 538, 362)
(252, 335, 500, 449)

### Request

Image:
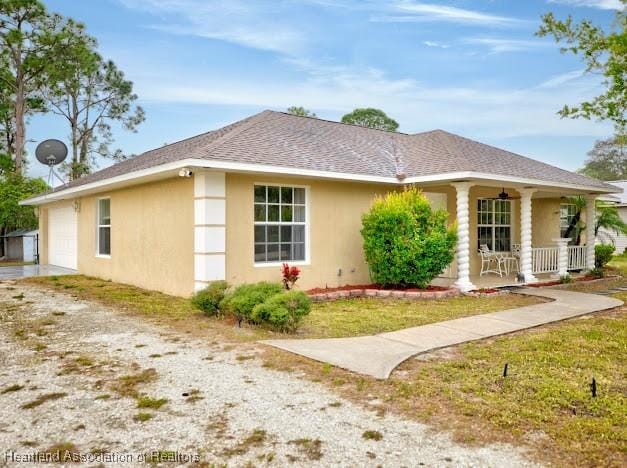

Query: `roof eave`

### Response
(20, 160, 620, 206)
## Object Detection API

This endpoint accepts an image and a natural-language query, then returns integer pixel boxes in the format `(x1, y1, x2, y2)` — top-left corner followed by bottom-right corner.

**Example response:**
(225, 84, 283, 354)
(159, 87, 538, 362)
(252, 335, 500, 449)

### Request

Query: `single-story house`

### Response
(21, 110, 621, 296)
(598, 180, 627, 253)
(1, 229, 38, 263)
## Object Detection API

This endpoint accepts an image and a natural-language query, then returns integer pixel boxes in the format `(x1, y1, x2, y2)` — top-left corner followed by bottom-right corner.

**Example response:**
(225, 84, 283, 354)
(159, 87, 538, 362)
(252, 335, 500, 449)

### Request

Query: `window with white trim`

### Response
(254, 185, 306, 262)
(97, 198, 111, 256)
(560, 203, 577, 240)
(477, 199, 511, 252)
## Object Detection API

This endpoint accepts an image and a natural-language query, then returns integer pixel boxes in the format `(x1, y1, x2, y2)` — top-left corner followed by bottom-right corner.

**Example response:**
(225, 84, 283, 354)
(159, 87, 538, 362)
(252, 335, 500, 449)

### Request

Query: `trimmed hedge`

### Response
(191, 281, 229, 316)
(361, 187, 457, 288)
(219, 282, 284, 324)
(252, 290, 312, 332)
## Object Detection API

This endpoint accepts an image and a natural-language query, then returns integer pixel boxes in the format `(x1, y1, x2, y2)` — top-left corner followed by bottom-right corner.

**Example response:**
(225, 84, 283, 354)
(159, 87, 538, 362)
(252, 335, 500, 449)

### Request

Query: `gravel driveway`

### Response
(0, 281, 538, 467)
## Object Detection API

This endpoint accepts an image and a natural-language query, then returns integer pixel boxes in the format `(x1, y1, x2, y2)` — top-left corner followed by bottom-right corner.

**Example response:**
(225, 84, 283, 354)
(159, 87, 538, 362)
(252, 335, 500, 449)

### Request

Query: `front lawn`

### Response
(298, 294, 543, 338)
(263, 275, 627, 467)
(23, 275, 542, 340)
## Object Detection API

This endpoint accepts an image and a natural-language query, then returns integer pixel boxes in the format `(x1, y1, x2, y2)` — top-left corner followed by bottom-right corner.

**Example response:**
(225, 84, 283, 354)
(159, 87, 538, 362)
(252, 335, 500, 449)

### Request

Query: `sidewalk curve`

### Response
(261, 288, 623, 379)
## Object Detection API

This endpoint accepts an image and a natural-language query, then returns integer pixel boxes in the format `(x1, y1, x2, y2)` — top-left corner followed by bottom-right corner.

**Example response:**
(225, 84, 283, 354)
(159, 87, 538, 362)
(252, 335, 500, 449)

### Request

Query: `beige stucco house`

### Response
(22, 110, 621, 296)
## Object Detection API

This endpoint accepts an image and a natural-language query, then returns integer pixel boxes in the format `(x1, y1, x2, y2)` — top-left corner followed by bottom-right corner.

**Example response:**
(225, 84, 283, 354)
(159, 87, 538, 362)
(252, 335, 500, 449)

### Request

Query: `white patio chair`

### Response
(478, 244, 505, 277)
(501, 243, 520, 276)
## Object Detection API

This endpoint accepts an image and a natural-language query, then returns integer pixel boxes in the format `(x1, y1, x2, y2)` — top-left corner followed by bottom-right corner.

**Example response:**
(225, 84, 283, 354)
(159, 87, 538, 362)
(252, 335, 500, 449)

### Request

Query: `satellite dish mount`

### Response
(35, 139, 68, 186)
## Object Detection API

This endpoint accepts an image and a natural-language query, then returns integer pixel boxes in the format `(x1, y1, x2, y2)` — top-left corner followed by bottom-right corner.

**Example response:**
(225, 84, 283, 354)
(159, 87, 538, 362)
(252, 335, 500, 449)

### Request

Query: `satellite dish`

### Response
(35, 139, 67, 166)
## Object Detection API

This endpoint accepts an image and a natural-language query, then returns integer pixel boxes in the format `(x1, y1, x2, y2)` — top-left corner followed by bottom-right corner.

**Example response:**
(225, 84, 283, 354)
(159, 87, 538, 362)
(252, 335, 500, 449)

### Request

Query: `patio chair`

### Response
(501, 243, 520, 275)
(478, 244, 505, 277)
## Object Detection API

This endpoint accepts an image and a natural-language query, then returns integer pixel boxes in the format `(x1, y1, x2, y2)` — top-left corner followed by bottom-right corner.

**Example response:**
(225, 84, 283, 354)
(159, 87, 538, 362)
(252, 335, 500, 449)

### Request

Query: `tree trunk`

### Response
(13, 70, 25, 174)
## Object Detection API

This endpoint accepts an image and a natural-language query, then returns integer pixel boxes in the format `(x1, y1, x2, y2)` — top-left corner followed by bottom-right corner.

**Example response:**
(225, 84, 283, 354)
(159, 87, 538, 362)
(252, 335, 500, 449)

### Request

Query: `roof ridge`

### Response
(269, 110, 411, 136)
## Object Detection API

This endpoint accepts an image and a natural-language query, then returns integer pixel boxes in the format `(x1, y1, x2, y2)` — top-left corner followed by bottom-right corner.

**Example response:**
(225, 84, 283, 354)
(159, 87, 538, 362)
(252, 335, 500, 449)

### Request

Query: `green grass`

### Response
(135, 396, 168, 409)
(23, 274, 543, 340)
(608, 252, 627, 275)
(298, 294, 544, 338)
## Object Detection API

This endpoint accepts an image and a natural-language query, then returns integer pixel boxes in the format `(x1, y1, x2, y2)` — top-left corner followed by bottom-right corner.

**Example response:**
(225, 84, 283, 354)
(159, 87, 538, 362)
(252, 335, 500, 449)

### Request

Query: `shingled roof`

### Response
(50, 109, 615, 192)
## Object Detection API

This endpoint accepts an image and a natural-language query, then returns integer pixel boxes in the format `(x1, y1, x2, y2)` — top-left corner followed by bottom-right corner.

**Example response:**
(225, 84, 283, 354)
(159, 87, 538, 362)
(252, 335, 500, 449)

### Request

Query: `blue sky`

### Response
(28, 0, 622, 179)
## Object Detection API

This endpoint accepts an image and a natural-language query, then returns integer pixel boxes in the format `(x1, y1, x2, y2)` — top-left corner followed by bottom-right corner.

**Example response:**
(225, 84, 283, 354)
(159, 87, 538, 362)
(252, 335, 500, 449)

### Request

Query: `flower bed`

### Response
(306, 284, 459, 301)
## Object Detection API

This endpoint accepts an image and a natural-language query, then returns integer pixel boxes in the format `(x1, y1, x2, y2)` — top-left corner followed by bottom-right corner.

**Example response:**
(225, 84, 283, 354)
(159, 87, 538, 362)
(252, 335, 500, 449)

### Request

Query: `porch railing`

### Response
(532, 244, 587, 274)
(567, 245, 587, 270)
(532, 247, 559, 274)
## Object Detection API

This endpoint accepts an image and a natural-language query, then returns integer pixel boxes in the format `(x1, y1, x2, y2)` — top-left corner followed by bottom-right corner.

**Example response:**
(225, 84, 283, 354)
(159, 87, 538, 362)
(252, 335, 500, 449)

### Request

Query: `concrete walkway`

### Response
(0, 264, 76, 280)
(262, 288, 623, 379)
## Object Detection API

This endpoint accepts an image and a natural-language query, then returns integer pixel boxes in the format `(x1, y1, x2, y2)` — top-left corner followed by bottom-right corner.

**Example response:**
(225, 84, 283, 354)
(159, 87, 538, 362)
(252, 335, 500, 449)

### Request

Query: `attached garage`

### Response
(47, 205, 78, 270)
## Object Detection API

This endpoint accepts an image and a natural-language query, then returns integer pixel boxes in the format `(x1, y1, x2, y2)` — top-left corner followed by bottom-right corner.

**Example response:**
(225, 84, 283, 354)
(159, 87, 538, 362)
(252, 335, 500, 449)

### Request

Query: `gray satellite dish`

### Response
(35, 139, 68, 186)
(35, 139, 68, 166)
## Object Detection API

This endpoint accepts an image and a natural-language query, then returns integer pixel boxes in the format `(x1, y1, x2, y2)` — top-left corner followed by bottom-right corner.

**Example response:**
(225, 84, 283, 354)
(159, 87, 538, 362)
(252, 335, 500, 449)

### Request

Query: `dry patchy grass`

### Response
(263, 298, 626, 467)
(23, 275, 543, 340)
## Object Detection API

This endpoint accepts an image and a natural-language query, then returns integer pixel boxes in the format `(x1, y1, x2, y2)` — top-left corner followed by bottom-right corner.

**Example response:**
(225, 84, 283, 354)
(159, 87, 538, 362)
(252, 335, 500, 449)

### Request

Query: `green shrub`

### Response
(361, 187, 457, 288)
(589, 267, 605, 278)
(595, 244, 615, 268)
(220, 282, 284, 324)
(559, 274, 573, 284)
(191, 281, 229, 316)
(251, 291, 312, 332)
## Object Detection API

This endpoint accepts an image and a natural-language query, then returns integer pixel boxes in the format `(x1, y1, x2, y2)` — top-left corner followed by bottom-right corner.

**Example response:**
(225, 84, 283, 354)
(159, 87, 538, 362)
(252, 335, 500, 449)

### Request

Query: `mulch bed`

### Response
(306, 284, 459, 301)
(526, 275, 610, 288)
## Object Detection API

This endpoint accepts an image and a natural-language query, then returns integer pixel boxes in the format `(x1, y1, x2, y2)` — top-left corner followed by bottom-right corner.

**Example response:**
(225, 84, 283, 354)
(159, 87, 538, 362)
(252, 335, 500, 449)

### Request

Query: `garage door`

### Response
(48, 205, 78, 270)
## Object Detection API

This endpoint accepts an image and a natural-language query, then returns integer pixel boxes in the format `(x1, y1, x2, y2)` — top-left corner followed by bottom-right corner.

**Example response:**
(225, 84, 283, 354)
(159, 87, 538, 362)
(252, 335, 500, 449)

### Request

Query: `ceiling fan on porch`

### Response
(486, 188, 521, 201)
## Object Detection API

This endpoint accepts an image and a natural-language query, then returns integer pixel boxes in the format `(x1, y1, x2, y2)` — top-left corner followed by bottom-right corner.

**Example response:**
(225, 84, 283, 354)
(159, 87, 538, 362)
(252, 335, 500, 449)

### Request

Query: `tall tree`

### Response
(43, 23, 145, 179)
(578, 136, 627, 180)
(537, 1, 627, 133)
(0, 0, 74, 174)
(341, 108, 399, 132)
(286, 106, 316, 118)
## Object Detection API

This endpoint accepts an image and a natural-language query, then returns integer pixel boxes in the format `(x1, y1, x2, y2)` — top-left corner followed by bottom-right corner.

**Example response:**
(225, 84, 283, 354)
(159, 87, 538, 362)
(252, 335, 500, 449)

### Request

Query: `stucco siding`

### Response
(225, 174, 395, 289)
(40, 178, 194, 297)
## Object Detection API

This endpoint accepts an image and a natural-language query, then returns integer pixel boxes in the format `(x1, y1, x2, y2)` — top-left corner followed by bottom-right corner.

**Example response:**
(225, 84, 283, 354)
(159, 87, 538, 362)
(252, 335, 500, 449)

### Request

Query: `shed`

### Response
(2, 229, 38, 263)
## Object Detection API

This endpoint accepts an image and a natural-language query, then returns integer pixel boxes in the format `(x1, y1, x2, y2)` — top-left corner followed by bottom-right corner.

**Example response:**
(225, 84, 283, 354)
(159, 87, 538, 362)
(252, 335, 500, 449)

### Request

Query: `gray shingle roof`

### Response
(52, 109, 614, 192)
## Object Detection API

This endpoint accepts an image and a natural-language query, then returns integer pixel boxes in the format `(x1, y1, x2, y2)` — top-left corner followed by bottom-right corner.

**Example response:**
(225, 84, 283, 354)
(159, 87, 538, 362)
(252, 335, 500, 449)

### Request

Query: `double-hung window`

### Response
(477, 199, 511, 252)
(97, 198, 111, 256)
(254, 185, 306, 263)
(560, 203, 577, 241)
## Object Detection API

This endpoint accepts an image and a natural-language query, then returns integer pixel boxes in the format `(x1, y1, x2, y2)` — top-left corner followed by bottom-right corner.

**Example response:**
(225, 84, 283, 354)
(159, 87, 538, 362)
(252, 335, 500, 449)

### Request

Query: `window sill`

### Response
(95, 254, 111, 259)
(254, 260, 310, 268)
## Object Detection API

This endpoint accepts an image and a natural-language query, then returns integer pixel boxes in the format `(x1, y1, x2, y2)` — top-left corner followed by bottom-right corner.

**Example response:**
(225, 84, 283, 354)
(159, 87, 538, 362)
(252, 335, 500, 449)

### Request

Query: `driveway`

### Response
(0, 281, 538, 467)
(263, 288, 624, 379)
(0, 264, 76, 280)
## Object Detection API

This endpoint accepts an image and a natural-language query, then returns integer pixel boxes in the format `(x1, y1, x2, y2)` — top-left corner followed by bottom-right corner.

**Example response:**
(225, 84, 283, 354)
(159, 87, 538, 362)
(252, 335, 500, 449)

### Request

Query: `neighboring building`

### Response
(2, 229, 38, 263)
(21, 110, 621, 296)
(598, 180, 627, 254)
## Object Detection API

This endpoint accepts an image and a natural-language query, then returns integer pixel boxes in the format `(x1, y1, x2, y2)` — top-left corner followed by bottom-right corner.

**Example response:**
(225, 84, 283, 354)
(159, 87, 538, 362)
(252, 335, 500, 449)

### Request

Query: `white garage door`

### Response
(48, 206, 78, 270)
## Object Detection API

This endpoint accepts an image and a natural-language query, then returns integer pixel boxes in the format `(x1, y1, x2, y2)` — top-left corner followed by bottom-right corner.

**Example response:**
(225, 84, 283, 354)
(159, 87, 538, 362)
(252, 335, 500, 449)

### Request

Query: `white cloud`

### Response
(118, 0, 308, 55)
(422, 40, 450, 48)
(372, 1, 528, 27)
(464, 37, 553, 54)
(537, 69, 585, 88)
(547, 0, 624, 10)
(133, 58, 611, 139)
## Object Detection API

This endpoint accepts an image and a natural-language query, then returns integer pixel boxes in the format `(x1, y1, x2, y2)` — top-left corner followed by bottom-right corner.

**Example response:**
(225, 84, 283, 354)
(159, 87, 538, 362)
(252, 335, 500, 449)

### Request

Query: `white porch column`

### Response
(552, 237, 571, 277)
(519, 188, 537, 283)
(452, 182, 476, 292)
(585, 195, 597, 271)
(194, 171, 226, 292)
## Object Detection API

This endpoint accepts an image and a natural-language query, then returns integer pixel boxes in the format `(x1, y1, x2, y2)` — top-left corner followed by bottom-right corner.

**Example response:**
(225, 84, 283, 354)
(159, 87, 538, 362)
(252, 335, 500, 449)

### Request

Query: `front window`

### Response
(254, 185, 306, 263)
(560, 203, 578, 241)
(97, 198, 111, 256)
(477, 199, 511, 251)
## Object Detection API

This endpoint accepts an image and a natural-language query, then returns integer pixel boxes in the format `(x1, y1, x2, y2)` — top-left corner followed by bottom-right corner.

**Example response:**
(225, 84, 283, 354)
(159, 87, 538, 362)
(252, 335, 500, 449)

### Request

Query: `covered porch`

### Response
(420, 180, 601, 292)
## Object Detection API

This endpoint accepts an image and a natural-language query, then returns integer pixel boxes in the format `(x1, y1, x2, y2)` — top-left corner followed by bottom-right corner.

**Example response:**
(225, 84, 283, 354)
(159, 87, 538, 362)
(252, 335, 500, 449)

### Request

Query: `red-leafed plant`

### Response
(281, 263, 301, 290)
